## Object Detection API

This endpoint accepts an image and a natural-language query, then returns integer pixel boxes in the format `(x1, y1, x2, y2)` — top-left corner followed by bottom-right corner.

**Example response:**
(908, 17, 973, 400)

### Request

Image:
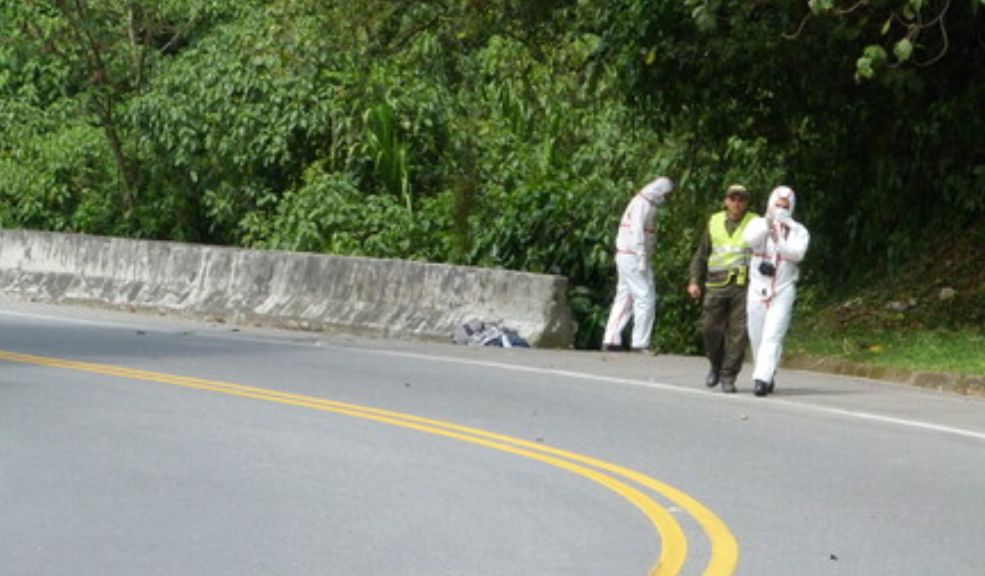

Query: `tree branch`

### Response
(915, 1, 951, 67)
(920, 0, 951, 29)
(782, 13, 812, 40)
(834, 0, 869, 17)
(159, 14, 200, 54)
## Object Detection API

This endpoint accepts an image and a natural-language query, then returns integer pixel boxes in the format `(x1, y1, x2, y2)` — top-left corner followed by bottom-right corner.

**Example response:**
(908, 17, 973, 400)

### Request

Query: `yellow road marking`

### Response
(0, 349, 738, 575)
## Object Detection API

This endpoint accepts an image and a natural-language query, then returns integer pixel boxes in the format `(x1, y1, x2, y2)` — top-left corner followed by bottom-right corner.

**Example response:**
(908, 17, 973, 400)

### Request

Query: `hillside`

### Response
(787, 226, 985, 376)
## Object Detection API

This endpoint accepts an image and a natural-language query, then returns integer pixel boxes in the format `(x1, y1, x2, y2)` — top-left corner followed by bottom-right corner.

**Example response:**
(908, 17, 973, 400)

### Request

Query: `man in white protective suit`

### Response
(602, 176, 675, 352)
(743, 185, 811, 396)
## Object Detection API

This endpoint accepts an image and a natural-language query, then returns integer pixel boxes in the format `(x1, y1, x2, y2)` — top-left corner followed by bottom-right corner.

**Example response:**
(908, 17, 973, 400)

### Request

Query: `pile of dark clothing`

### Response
(452, 319, 530, 348)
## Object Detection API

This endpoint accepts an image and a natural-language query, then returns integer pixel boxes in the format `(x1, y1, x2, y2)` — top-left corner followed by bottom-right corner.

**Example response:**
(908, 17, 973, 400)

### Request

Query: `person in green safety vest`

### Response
(687, 184, 759, 393)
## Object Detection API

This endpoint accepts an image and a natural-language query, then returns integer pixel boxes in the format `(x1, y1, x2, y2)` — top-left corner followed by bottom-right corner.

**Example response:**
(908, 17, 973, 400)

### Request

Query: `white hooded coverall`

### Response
(743, 186, 810, 384)
(603, 177, 674, 350)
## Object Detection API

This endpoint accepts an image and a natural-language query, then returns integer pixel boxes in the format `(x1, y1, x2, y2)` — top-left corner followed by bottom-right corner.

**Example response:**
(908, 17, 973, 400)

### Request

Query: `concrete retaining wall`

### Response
(0, 230, 573, 347)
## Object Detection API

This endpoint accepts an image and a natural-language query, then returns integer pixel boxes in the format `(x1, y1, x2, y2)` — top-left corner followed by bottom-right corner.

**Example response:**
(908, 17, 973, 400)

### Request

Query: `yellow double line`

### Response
(0, 348, 738, 575)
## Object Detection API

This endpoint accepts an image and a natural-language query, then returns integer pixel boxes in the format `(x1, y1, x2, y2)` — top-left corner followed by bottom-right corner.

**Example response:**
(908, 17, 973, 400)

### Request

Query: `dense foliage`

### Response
(2, 0, 983, 348)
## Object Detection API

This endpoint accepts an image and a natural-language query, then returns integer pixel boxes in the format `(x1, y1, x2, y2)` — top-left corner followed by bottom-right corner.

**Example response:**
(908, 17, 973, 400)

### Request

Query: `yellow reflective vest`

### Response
(706, 211, 755, 288)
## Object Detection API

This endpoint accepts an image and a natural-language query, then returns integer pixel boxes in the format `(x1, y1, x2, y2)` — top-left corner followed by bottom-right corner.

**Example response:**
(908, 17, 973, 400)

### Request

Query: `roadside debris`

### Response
(452, 319, 530, 348)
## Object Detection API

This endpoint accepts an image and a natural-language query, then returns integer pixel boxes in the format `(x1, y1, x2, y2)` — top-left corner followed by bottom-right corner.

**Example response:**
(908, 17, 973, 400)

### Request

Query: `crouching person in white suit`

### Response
(602, 177, 675, 352)
(743, 186, 810, 396)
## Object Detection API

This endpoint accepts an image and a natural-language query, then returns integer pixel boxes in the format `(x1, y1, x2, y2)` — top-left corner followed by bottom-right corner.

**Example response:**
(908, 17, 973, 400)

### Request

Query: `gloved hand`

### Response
(768, 208, 791, 239)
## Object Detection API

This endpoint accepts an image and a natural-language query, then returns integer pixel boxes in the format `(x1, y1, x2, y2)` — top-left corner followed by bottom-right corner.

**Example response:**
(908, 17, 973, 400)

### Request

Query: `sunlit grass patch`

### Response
(786, 325, 984, 376)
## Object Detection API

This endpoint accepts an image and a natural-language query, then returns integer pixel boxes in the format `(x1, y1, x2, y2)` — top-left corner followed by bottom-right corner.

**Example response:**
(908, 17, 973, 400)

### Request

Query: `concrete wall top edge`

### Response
(6, 229, 565, 282)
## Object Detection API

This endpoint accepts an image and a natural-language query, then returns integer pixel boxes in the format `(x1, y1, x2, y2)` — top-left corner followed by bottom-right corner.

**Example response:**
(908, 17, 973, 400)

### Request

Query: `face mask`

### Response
(771, 207, 792, 222)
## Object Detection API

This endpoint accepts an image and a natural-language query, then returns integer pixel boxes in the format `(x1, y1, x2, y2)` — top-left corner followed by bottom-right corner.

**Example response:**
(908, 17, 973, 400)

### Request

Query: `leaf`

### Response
(690, 4, 717, 32)
(863, 45, 888, 61)
(857, 43, 889, 79)
(855, 57, 874, 81)
(893, 38, 913, 62)
(809, 0, 834, 15)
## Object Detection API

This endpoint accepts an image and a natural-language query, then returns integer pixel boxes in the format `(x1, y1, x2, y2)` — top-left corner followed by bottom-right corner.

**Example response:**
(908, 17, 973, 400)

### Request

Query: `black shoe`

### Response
(768, 379, 775, 394)
(754, 379, 769, 397)
(721, 379, 736, 393)
(602, 344, 620, 352)
(705, 369, 720, 388)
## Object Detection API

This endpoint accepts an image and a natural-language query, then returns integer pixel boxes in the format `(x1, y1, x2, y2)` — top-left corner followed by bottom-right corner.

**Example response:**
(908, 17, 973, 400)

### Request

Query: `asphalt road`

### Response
(1, 299, 983, 576)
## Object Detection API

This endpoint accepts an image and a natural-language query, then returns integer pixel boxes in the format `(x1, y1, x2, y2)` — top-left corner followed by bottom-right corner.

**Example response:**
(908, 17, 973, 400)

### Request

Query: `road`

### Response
(1, 299, 983, 575)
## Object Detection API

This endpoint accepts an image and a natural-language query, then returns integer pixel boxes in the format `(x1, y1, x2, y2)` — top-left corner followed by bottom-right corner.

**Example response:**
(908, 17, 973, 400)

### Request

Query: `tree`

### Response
(9, 0, 242, 219)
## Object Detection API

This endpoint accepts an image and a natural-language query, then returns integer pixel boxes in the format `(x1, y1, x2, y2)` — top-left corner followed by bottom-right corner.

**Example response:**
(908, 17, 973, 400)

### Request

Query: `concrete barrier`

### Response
(0, 230, 573, 347)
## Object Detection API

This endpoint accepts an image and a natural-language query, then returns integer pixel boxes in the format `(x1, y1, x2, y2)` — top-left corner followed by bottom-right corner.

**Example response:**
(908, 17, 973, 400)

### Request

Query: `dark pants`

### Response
(701, 284, 748, 382)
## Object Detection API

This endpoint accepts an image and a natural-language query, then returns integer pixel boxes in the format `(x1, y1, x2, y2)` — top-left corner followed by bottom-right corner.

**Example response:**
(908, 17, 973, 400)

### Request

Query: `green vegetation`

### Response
(1, 1, 982, 363)
(789, 227, 984, 374)
(788, 326, 985, 376)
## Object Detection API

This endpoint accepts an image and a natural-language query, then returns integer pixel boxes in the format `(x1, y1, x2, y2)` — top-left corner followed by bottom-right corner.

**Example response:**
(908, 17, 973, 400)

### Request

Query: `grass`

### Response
(786, 324, 985, 376)
(782, 228, 985, 377)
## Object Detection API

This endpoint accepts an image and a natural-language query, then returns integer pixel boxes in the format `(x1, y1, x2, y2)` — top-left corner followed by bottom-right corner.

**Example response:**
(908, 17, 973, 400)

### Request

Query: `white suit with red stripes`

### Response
(743, 186, 811, 385)
(602, 177, 674, 350)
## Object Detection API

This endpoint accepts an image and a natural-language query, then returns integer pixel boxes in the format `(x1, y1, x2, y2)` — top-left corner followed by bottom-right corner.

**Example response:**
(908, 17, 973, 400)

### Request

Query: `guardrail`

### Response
(0, 230, 573, 347)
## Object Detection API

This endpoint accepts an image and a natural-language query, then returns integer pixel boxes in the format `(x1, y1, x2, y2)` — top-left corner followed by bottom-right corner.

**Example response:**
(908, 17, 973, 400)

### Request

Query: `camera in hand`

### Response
(758, 261, 776, 277)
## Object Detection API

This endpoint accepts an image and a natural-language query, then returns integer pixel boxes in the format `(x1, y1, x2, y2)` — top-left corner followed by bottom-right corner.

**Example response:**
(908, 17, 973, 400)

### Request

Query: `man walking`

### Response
(602, 176, 675, 352)
(744, 185, 811, 396)
(687, 184, 757, 392)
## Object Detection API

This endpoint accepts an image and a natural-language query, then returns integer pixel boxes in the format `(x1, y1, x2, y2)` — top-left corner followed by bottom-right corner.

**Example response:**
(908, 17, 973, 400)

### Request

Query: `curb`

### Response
(782, 354, 985, 397)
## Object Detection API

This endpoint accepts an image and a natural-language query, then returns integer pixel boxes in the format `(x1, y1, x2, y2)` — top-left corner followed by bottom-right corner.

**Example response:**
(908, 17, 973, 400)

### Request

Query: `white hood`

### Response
(640, 177, 674, 205)
(767, 185, 796, 217)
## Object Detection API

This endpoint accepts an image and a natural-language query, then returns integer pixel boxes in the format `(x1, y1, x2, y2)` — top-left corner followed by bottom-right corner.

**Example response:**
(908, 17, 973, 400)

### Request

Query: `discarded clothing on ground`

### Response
(452, 319, 530, 348)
